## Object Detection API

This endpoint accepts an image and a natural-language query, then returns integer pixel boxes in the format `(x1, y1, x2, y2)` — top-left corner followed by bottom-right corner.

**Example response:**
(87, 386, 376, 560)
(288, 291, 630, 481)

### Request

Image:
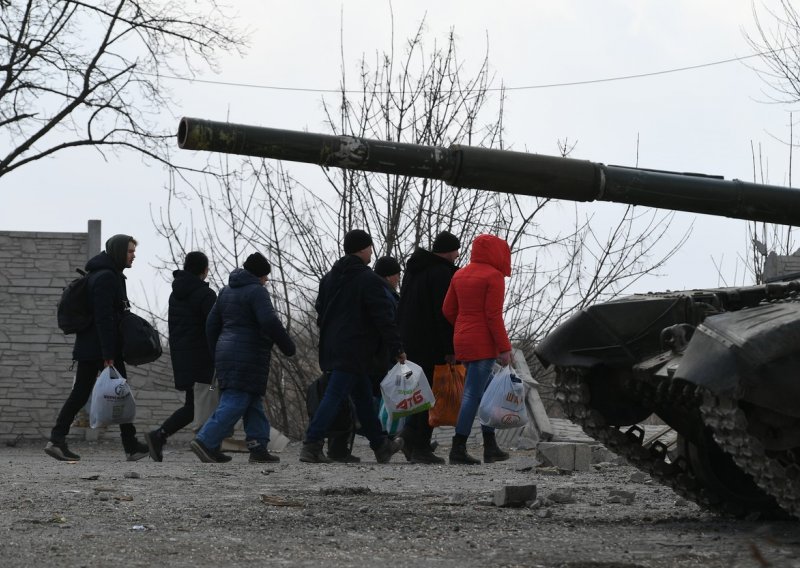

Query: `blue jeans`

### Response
(306, 370, 387, 449)
(196, 388, 270, 450)
(455, 358, 496, 437)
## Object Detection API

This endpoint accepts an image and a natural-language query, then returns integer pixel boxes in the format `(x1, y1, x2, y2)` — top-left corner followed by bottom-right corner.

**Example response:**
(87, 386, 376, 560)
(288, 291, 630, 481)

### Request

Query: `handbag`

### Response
(89, 366, 136, 428)
(477, 365, 528, 429)
(428, 363, 466, 427)
(380, 360, 435, 419)
(119, 311, 162, 365)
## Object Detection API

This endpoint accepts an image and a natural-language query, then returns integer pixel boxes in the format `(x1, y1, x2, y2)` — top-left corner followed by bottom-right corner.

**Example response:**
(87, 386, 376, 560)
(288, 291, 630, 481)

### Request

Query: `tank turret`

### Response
(178, 117, 800, 520)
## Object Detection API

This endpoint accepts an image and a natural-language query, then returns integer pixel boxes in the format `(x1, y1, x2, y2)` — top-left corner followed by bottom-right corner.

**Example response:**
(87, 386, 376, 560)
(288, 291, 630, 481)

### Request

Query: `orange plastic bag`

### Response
(428, 363, 466, 427)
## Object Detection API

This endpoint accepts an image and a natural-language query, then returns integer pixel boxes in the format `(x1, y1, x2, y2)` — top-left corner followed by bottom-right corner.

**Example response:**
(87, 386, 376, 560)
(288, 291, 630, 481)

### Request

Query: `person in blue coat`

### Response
(190, 252, 296, 464)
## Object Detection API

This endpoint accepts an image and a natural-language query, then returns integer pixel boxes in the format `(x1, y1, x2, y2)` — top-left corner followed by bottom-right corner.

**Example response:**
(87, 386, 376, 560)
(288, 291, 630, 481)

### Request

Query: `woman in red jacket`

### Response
(442, 234, 512, 465)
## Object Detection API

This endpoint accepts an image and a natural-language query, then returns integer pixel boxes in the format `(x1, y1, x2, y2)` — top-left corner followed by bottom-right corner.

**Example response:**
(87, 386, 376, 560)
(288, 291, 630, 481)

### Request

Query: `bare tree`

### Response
(0, 0, 246, 180)
(155, 23, 685, 435)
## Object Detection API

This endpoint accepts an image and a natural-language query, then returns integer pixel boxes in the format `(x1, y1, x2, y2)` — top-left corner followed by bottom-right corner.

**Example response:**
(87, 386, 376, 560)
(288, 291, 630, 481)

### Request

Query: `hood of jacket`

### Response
(330, 253, 370, 281)
(404, 247, 456, 275)
(228, 267, 262, 289)
(171, 269, 209, 300)
(84, 251, 122, 275)
(469, 234, 511, 276)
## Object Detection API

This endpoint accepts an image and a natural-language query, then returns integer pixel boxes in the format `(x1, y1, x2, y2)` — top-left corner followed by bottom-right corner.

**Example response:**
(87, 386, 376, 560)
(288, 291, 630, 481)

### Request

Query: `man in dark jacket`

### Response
(45, 234, 149, 462)
(190, 253, 296, 464)
(145, 252, 217, 461)
(300, 230, 406, 464)
(396, 230, 460, 464)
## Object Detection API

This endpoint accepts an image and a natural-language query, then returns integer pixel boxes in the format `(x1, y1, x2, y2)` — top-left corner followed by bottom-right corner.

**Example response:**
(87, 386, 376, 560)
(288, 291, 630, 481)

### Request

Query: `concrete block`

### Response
(537, 442, 575, 470)
(574, 444, 592, 471)
(493, 484, 537, 507)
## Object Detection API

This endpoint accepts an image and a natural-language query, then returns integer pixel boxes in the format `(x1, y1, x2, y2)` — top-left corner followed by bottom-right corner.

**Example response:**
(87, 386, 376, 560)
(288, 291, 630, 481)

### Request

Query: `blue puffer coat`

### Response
(206, 268, 296, 395)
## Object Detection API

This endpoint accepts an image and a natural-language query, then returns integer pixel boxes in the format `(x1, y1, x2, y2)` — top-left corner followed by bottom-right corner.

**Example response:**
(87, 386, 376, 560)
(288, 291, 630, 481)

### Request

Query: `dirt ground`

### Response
(2, 439, 799, 568)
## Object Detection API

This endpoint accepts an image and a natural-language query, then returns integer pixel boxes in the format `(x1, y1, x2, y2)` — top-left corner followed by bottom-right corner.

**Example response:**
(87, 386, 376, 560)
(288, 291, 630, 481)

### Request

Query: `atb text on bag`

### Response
(380, 360, 435, 420)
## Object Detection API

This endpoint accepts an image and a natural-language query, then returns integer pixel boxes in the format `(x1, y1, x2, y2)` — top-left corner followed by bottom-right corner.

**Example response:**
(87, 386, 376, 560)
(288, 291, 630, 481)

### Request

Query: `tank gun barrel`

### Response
(178, 117, 800, 226)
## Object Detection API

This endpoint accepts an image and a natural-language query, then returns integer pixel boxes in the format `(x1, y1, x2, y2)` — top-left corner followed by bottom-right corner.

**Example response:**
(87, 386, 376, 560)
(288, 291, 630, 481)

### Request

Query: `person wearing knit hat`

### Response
(395, 231, 461, 464)
(432, 230, 461, 254)
(45, 233, 150, 463)
(300, 233, 406, 465)
(191, 252, 296, 464)
(343, 229, 374, 255)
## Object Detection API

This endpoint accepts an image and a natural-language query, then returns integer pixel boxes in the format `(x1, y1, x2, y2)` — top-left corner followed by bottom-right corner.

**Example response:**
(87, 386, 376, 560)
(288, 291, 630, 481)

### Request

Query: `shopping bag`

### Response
(477, 366, 528, 429)
(89, 366, 136, 428)
(378, 398, 406, 436)
(380, 360, 435, 419)
(428, 363, 466, 427)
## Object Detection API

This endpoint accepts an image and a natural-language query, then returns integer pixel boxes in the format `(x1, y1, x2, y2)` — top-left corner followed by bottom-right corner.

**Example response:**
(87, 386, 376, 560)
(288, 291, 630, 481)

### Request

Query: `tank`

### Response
(178, 117, 800, 519)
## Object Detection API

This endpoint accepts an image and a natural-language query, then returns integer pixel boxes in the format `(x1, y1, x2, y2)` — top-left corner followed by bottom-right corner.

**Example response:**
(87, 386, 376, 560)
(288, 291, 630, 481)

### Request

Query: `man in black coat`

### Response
(45, 234, 149, 462)
(300, 230, 406, 464)
(396, 230, 460, 464)
(145, 251, 217, 461)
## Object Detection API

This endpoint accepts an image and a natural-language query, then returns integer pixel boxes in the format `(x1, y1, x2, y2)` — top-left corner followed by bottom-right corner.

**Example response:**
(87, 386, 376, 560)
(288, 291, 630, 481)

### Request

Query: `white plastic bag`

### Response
(380, 360, 435, 420)
(478, 366, 528, 429)
(89, 366, 136, 428)
(378, 398, 406, 436)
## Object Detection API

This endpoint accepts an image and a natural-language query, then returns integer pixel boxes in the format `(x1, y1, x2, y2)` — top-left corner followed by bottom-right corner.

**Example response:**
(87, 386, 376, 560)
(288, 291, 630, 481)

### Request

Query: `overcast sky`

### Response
(2, 0, 796, 310)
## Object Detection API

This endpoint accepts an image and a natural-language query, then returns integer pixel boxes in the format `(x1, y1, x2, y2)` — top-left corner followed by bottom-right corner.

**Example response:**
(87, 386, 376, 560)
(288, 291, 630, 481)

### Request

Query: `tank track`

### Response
(700, 391, 800, 519)
(554, 366, 767, 517)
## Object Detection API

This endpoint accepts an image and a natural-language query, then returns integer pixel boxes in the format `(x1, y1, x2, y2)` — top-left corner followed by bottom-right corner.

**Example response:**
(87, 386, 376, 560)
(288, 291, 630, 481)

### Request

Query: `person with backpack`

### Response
(190, 252, 296, 464)
(45, 234, 149, 462)
(299, 230, 405, 464)
(144, 252, 217, 462)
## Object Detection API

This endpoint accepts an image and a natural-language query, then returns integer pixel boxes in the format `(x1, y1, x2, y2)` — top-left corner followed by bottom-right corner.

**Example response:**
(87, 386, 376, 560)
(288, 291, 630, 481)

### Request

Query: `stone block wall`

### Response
(0, 223, 184, 444)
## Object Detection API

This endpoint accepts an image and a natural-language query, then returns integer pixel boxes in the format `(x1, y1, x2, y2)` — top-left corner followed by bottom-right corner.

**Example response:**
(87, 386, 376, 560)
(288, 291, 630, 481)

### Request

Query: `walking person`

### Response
(45, 234, 149, 462)
(442, 234, 513, 465)
(300, 230, 406, 464)
(145, 252, 216, 461)
(396, 231, 460, 464)
(190, 252, 296, 464)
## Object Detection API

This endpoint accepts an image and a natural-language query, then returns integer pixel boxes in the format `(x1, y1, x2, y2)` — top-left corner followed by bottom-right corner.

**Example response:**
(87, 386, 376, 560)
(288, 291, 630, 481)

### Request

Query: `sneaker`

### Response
(125, 441, 150, 462)
(190, 439, 232, 463)
(44, 441, 80, 461)
(299, 441, 332, 463)
(248, 448, 280, 464)
(145, 430, 165, 462)
(410, 447, 445, 465)
(374, 437, 404, 464)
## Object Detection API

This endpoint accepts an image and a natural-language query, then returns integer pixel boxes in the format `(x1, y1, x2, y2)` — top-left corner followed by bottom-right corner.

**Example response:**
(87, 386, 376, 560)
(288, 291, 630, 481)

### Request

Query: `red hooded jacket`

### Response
(442, 234, 512, 362)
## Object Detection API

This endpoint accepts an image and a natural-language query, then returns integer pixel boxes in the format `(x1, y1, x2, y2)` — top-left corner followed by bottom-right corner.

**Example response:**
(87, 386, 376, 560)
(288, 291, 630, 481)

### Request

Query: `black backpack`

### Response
(119, 311, 163, 365)
(57, 269, 93, 334)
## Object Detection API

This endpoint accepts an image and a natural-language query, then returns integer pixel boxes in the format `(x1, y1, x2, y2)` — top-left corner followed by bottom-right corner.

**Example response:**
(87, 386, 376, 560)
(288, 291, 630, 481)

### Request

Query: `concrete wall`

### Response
(0, 223, 184, 444)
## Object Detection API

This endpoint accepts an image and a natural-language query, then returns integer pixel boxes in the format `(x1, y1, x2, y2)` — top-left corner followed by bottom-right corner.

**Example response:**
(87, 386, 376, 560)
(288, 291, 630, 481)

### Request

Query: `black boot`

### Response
(299, 440, 332, 463)
(449, 434, 480, 465)
(145, 428, 167, 462)
(483, 431, 510, 463)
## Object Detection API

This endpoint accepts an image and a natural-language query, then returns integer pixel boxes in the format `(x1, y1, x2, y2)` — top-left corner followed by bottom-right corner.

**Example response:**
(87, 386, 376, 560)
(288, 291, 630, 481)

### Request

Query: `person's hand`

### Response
(103, 359, 114, 368)
(444, 354, 456, 365)
(396, 351, 407, 364)
(496, 350, 512, 367)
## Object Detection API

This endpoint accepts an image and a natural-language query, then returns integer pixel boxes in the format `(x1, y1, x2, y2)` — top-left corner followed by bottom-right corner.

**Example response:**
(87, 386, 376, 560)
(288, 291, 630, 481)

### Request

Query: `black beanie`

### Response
(343, 229, 373, 254)
(105, 234, 134, 271)
(374, 256, 401, 277)
(243, 252, 271, 277)
(432, 231, 460, 253)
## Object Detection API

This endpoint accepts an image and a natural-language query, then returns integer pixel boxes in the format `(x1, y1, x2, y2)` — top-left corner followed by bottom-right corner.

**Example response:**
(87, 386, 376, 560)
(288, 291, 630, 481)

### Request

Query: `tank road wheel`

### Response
(677, 431, 783, 518)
